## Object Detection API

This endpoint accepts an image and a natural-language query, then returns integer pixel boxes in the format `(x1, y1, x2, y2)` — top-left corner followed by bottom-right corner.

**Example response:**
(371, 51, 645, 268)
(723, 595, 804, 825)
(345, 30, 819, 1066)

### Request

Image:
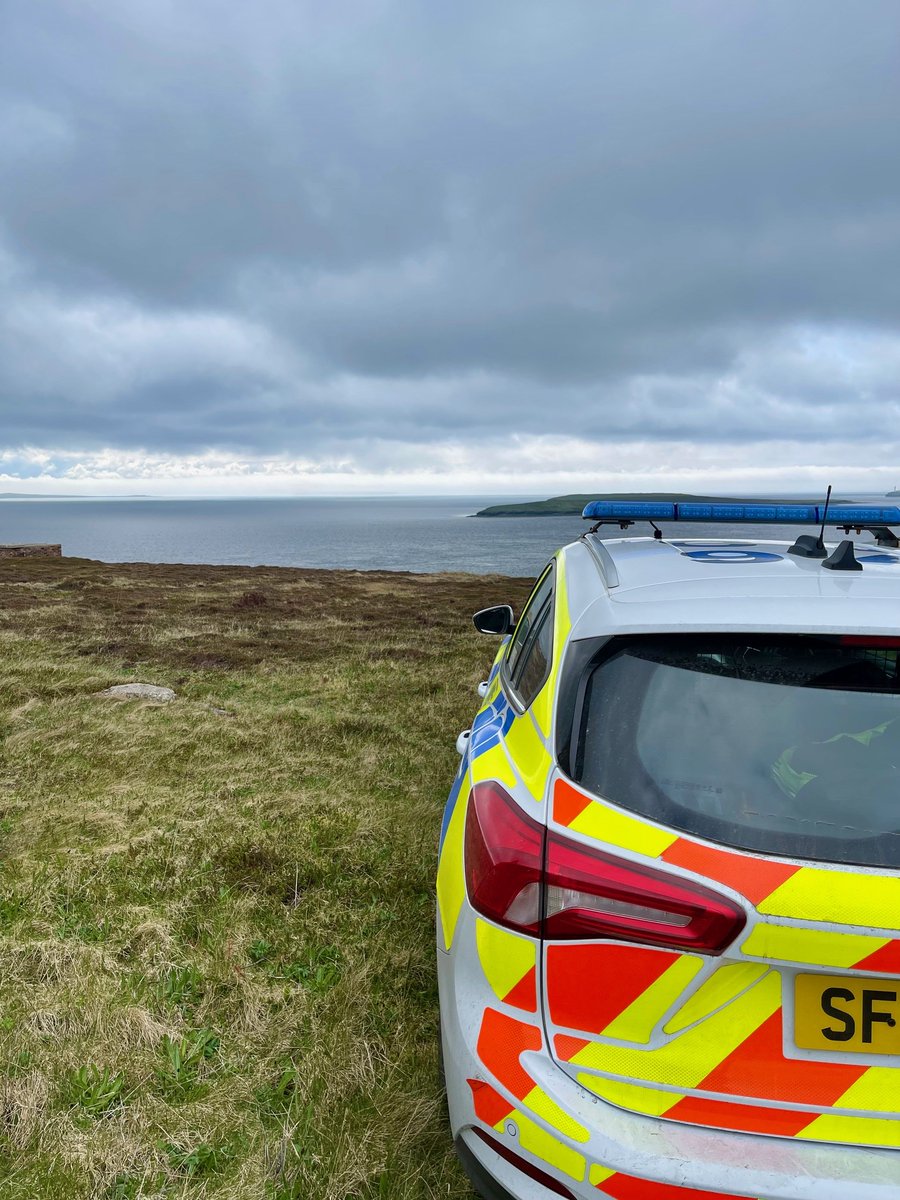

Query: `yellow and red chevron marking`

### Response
(663, 1094, 826, 1138)
(468, 1077, 515, 1129)
(590, 1162, 758, 1198)
(467, 1078, 588, 1182)
(854, 938, 900, 973)
(740, 922, 900, 972)
(552, 779, 900, 945)
(553, 968, 896, 1126)
(477, 1008, 590, 1144)
(477, 1008, 543, 1101)
(476, 919, 537, 1012)
(546, 942, 702, 1040)
(581, 1074, 900, 1149)
(468, 1081, 755, 1194)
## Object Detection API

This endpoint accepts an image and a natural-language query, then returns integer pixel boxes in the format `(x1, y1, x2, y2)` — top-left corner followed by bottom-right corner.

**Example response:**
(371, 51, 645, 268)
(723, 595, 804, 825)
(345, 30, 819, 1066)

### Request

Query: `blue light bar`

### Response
(582, 499, 900, 525)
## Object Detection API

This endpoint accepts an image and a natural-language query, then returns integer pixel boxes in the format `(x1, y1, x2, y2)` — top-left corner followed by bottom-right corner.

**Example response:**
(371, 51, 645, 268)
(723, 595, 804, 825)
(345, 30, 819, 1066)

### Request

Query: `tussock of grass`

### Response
(0, 558, 532, 1198)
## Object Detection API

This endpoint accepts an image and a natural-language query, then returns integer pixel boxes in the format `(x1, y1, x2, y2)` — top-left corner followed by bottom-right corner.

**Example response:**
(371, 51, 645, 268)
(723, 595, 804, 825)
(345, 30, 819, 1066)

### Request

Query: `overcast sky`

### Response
(2, 1, 900, 496)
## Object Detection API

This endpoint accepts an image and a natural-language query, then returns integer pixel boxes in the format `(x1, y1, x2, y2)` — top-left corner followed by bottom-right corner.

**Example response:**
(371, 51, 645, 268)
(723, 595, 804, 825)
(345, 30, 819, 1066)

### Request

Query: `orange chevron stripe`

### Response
(553, 778, 593, 827)
(477, 1008, 542, 1101)
(853, 939, 900, 974)
(467, 1078, 515, 1128)
(661, 839, 799, 906)
(555, 1033, 590, 1061)
(698, 1010, 867, 1105)
(663, 1094, 814, 1137)
(504, 965, 537, 1012)
(546, 943, 680, 1036)
(599, 1171, 747, 1198)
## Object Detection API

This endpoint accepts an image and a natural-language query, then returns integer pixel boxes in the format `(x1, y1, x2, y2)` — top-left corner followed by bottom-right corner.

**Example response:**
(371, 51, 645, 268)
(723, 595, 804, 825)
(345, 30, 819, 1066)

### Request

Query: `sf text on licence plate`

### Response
(795, 972, 900, 1056)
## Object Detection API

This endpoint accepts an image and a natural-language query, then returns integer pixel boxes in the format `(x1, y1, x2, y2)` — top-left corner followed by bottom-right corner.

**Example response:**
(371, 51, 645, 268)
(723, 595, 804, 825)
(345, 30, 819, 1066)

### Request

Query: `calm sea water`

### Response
(0, 496, 581, 576)
(0, 495, 888, 577)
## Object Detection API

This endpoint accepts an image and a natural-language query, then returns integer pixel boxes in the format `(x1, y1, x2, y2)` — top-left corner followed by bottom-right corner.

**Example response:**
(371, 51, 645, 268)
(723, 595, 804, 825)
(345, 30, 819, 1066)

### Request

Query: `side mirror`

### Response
(472, 605, 515, 636)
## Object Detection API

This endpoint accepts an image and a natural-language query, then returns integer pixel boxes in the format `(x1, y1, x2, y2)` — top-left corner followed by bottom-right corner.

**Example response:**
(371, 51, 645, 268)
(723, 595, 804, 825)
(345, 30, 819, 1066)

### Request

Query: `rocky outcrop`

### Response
(0, 544, 62, 558)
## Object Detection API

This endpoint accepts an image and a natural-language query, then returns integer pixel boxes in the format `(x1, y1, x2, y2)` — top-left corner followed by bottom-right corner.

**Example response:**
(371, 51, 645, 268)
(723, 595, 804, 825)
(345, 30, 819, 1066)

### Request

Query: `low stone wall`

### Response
(0, 544, 62, 559)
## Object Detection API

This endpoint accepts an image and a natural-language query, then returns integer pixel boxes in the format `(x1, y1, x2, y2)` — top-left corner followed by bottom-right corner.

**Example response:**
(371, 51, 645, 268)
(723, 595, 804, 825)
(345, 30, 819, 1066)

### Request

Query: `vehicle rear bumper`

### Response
(439, 914, 900, 1200)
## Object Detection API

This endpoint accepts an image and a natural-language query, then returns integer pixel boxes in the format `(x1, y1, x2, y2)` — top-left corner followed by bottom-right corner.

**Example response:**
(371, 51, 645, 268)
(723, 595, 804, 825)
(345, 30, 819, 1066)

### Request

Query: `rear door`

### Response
(544, 633, 900, 1149)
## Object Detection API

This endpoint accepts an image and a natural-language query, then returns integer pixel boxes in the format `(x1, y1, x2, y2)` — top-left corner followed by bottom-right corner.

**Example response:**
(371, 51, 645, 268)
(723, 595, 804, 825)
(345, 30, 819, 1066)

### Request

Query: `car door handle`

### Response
(456, 729, 471, 756)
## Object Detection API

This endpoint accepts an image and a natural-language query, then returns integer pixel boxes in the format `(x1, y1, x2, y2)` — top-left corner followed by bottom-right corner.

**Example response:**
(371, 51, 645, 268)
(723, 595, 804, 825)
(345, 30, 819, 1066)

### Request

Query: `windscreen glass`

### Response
(572, 635, 900, 867)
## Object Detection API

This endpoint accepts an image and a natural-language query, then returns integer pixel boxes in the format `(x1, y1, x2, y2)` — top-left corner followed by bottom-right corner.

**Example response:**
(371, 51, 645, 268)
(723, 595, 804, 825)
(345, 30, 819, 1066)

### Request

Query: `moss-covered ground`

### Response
(0, 557, 532, 1199)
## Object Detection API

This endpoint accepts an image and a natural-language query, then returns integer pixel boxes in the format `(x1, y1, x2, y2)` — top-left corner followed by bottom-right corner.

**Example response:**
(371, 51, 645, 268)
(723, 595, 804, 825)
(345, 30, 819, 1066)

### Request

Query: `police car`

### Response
(437, 499, 900, 1200)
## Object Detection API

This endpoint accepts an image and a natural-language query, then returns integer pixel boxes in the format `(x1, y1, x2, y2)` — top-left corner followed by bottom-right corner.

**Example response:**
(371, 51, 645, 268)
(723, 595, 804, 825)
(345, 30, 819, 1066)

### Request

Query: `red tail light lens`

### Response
(839, 636, 900, 647)
(464, 782, 544, 934)
(464, 783, 745, 954)
(543, 831, 746, 953)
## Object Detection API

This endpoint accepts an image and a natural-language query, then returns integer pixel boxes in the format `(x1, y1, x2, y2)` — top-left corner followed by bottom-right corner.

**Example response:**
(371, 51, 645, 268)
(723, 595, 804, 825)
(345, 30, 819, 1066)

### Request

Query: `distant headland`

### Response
(472, 492, 841, 517)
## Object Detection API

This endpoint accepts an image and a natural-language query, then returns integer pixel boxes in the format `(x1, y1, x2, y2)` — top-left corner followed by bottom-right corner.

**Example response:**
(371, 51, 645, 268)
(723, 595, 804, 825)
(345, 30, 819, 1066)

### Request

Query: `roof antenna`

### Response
(787, 483, 831, 559)
(821, 483, 864, 571)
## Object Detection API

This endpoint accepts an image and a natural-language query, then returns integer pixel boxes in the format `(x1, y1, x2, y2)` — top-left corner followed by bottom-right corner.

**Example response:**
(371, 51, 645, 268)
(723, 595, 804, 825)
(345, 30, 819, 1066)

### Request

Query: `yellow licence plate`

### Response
(795, 973, 900, 1056)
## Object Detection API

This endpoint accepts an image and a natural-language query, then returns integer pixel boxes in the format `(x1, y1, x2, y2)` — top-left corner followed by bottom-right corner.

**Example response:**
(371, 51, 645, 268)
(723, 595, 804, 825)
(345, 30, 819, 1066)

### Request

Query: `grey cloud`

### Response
(1, 0, 900, 463)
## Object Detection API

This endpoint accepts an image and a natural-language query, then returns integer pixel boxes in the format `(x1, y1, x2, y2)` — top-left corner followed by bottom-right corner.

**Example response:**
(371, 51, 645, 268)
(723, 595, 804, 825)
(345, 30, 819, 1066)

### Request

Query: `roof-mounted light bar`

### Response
(581, 500, 900, 526)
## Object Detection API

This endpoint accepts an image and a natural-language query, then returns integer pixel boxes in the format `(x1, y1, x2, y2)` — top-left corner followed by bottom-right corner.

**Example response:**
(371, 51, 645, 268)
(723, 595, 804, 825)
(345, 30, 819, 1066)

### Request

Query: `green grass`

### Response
(0, 556, 533, 1198)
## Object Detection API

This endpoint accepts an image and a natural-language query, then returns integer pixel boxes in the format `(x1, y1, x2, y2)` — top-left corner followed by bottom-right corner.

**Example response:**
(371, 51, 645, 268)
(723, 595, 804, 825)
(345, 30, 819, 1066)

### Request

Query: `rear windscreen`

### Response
(570, 635, 900, 868)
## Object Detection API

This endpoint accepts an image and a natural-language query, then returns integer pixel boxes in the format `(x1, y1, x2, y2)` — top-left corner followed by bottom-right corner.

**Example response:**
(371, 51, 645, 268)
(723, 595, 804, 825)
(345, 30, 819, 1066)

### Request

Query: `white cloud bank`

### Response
(0, 437, 897, 498)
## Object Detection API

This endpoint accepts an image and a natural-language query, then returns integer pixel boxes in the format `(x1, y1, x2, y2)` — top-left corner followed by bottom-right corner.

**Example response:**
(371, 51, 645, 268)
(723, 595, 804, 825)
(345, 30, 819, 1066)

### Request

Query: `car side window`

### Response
(504, 564, 554, 708)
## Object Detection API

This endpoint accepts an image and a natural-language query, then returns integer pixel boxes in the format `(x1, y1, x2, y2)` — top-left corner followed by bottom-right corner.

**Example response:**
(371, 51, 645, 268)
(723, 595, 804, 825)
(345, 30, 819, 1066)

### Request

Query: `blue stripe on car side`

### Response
(438, 757, 466, 853)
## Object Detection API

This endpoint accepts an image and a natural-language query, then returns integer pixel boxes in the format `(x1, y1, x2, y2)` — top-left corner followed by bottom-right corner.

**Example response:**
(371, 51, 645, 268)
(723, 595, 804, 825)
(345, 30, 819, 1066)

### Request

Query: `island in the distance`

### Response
(473, 492, 817, 517)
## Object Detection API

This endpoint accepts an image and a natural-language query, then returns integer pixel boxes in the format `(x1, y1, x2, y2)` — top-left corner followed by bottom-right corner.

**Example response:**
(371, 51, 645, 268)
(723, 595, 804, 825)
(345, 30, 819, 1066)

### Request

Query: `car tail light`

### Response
(471, 1128, 576, 1198)
(543, 832, 745, 953)
(464, 782, 544, 934)
(464, 783, 745, 954)
(839, 635, 900, 647)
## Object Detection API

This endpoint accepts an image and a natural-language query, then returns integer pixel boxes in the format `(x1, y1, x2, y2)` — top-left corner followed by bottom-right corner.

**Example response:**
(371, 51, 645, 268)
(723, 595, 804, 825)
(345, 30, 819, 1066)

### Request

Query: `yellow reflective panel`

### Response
(601, 955, 704, 1043)
(476, 919, 536, 1005)
(504, 711, 552, 804)
(833, 1067, 900, 1115)
(741, 923, 885, 968)
(530, 681, 553, 740)
(436, 787, 467, 950)
(470, 740, 518, 791)
(515, 1111, 586, 1182)
(554, 552, 572, 641)
(664, 963, 770, 1034)
(589, 1163, 617, 1186)
(758, 869, 900, 931)
(531, 554, 572, 740)
(797, 1112, 900, 1149)
(522, 1084, 590, 1144)
(570, 971, 781, 1089)
(577, 1074, 684, 1117)
(567, 797, 678, 858)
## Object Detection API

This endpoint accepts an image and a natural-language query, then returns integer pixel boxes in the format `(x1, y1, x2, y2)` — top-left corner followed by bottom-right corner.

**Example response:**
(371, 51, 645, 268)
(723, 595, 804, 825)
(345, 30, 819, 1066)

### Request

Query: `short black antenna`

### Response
(817, 484, 832, 554)
(787, 483, 831, 559)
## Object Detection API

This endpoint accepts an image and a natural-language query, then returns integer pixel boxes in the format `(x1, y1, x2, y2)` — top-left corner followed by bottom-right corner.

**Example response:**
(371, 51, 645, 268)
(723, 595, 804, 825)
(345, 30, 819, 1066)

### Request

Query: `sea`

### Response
(0, 495, 891, 578)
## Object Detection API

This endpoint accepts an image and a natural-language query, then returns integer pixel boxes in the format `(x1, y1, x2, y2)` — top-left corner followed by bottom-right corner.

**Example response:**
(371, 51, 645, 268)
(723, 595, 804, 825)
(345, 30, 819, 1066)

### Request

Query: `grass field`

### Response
(0, 556, 533, 1199)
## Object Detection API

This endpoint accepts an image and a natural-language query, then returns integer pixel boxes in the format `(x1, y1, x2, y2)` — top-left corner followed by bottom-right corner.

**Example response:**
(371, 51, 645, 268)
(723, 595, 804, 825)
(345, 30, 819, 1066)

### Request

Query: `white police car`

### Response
(437, 499, 900, 1200)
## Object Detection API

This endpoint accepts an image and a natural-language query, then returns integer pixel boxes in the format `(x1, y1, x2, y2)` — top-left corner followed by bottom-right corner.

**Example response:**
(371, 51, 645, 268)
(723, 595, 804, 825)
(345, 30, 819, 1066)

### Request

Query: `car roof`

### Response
(562, 533, 900, 640)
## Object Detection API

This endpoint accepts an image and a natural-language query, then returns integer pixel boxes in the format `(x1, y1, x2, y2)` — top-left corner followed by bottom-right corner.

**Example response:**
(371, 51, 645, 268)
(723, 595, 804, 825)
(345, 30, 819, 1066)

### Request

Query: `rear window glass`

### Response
(570, 635, 900, 868)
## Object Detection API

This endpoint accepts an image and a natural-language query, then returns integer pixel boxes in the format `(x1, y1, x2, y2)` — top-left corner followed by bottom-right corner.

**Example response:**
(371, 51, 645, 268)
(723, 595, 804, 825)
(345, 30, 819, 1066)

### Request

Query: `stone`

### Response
(96, 683, 176, 702)
(0, 544, 62, 559)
